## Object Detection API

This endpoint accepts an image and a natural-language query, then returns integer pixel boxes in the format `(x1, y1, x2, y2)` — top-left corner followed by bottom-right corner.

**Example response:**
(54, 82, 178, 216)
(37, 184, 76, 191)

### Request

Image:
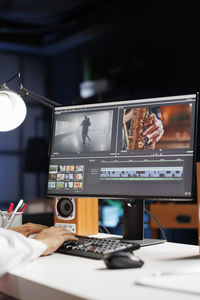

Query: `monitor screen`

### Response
(47, 94, 198, 201)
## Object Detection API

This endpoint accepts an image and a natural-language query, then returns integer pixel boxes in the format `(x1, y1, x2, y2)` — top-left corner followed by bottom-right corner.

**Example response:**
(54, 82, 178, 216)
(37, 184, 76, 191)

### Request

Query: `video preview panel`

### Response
(52, 110, 113, 154)
(121, 103, 192, 152)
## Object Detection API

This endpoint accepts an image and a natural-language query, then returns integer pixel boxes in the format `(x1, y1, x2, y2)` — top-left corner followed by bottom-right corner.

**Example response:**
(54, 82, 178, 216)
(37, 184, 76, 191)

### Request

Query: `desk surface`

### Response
(0, 238, 200, 300)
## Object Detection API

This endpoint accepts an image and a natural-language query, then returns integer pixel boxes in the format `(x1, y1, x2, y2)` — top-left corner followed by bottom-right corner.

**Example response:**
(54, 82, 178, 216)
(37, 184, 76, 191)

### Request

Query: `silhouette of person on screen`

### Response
(81, 116, 91, 144)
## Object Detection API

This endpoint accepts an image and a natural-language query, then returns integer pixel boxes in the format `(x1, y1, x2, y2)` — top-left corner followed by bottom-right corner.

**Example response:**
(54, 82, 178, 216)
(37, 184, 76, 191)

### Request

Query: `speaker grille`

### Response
(57, 198, 74, 218)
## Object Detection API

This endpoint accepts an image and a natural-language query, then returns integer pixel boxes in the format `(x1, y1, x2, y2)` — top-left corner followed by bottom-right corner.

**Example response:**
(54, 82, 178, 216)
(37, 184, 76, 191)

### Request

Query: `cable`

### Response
(99, 205, 167, 239)
(98, 226, 103, 233)
(144, 207, 168, 241)
(98, 221, 110, 234)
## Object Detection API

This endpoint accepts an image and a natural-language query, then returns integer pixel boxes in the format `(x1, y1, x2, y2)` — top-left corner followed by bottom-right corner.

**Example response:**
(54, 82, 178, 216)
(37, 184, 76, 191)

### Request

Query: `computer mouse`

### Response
(104, 251, 144, 269)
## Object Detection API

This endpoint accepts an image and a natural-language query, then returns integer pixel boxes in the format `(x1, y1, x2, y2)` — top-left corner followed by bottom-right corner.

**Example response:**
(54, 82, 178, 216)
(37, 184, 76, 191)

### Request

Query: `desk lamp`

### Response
(0, 73, 61, 132)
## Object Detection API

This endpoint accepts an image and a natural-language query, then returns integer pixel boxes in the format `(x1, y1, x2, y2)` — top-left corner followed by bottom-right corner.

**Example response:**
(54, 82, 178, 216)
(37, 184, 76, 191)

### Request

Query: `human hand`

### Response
(34, 226, 78, 256)
(9, 223, 48, 237)
(143, 113, 164, 147)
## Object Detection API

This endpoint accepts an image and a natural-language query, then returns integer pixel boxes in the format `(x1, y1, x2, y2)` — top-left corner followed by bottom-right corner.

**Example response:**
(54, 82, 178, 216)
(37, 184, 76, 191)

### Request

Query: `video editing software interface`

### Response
(47, 94, 197, 200)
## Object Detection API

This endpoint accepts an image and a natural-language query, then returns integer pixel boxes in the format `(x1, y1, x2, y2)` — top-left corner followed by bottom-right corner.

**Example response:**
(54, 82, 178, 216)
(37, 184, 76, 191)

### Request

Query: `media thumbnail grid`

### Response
(100, 166, 183, 181)
(48, 164, 84, 190)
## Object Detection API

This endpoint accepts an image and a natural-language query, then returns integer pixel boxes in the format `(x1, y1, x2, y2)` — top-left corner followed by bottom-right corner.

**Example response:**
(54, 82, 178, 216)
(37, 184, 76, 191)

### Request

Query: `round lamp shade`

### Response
(0, 89, 27, 132)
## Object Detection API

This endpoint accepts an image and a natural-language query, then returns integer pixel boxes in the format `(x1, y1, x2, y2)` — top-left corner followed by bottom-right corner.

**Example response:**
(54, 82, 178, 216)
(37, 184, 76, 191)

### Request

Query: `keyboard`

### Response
(56, 236, 140, 259)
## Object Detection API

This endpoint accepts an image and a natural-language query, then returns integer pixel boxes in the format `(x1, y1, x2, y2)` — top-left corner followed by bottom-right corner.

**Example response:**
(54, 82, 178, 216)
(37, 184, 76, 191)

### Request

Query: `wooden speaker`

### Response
(54, 197, 98, 236)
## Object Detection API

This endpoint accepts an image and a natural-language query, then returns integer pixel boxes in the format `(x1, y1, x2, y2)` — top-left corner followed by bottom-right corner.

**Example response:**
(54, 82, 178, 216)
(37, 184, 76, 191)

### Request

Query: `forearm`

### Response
(0, 228, 46, 277)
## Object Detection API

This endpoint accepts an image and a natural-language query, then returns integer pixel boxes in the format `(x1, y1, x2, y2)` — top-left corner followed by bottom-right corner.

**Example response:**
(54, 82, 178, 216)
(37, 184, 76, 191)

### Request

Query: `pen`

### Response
(8, 203, 14, 213)
(19, 203, 27, 212)
(17, 202, 24, 212)
(5, 199, 24, 229)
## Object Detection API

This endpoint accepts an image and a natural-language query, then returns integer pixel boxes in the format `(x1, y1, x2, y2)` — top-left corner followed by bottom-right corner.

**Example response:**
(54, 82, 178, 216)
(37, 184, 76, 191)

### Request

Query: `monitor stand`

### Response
(118, 199, 165, 247)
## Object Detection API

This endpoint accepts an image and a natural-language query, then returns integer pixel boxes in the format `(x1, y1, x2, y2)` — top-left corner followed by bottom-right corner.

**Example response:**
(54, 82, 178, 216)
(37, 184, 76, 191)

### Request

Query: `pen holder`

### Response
(0, 211, 22, 228)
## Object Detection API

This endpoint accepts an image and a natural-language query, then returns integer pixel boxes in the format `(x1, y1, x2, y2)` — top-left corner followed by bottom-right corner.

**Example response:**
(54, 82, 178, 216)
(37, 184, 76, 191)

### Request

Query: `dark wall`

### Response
(47, 1, 200, 104)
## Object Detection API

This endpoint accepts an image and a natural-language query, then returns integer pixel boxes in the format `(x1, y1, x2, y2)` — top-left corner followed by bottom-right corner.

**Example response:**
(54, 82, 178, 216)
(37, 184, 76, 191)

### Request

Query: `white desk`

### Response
(0, 241, 200, 300)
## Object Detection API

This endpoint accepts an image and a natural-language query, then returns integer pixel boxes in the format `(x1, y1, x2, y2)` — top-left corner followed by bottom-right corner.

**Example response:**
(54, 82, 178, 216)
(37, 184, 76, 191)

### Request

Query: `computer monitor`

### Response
(47, 94, 198, 243)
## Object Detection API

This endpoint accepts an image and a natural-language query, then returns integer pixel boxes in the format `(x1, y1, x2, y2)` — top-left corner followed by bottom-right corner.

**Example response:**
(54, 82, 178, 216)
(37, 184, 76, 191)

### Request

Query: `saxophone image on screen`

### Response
(123, 107, 154, 150)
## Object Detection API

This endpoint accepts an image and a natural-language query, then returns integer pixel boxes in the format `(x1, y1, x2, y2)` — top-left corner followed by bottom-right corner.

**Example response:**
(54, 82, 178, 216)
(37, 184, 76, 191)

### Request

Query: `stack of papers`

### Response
(135, 269, 200, 295)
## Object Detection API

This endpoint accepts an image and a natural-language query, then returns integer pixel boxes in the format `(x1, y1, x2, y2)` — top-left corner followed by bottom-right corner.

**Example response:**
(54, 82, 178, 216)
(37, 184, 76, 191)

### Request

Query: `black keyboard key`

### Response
(56, 236, 140, 259)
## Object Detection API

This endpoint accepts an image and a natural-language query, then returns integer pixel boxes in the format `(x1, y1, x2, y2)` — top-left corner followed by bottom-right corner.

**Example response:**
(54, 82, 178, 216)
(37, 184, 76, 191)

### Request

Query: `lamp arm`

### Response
(20, 86, 61, 109)
(1, 73, 62, 109)
(3, 73, 19, 85)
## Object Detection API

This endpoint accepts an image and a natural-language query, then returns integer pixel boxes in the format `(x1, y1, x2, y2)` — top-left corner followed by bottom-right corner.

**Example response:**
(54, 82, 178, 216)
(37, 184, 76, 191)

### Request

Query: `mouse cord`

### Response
(144, 208, 168, 241)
